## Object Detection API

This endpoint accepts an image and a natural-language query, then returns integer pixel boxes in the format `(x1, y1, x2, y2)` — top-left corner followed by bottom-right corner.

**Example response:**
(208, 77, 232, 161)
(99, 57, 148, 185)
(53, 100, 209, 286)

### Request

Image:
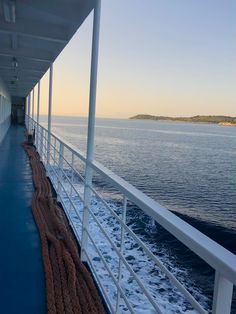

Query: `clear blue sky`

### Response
(40, 0, 236, 118)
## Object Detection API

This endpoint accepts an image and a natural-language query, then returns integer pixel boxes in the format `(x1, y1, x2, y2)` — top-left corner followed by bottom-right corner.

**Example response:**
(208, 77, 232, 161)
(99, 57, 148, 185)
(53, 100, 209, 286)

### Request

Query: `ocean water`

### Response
(41, 115, 236, 312)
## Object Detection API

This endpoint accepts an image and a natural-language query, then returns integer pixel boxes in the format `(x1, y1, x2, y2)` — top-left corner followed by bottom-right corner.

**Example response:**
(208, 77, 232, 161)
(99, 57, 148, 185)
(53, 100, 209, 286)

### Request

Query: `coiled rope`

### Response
(23, 142, 106, 314)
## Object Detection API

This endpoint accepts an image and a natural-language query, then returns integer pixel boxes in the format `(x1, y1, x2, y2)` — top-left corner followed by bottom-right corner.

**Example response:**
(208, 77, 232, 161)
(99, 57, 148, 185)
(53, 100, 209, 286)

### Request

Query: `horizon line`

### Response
(38, 113, 236, 119)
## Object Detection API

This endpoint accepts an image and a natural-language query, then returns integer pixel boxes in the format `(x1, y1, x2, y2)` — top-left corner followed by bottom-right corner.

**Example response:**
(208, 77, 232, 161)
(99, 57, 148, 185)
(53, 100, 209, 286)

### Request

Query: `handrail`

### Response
(90, 160, 236, 285)
(26, 115, 236, 313)
(28, 115, 236, 284)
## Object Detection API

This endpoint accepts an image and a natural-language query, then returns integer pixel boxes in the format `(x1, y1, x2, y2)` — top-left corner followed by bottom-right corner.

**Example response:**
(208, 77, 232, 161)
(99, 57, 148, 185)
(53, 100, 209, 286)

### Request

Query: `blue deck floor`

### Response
(0, 125, 46, 313)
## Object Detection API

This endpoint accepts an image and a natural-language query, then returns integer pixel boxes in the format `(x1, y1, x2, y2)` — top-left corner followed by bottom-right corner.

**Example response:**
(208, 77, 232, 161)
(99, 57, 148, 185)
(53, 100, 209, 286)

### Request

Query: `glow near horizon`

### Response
(37, 0, 236, 119)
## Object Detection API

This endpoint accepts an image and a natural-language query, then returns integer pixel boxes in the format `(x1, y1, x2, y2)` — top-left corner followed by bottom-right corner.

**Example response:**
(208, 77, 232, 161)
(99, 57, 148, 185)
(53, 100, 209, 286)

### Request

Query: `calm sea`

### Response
(41, 115, 236, 311)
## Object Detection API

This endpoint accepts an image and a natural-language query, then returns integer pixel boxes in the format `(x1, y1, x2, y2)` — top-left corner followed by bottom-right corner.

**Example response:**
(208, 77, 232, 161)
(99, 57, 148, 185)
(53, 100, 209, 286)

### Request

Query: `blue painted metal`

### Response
(0, 125, 46, 313)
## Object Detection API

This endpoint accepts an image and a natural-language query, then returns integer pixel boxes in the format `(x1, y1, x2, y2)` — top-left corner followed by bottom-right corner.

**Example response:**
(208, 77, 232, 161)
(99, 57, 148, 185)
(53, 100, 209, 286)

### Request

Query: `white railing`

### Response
(26, 115, 236, 314)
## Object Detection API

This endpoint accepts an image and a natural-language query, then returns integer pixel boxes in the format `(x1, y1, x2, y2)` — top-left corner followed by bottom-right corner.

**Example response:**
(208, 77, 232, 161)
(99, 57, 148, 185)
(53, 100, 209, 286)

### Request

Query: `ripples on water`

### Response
(44, 116, 236, 235)
(41, 116, 236, 311)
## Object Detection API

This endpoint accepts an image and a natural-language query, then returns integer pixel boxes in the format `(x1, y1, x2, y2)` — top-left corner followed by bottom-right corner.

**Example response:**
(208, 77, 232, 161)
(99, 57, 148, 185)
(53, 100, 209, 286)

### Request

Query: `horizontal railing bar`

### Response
(90, 160, 236, 285)
(42, 138, 190, 314)
(27, 116, 236, 310)
(28, 116, 236, 284)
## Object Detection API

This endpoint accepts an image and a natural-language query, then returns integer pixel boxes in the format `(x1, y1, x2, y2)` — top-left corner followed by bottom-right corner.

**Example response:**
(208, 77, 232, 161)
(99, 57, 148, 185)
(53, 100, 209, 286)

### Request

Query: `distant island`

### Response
(130, 114, 236, 126)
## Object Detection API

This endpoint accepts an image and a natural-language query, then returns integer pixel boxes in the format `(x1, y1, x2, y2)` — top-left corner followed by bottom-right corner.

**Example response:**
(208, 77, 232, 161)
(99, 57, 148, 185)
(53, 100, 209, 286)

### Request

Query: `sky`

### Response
(38, 0, 236, 118)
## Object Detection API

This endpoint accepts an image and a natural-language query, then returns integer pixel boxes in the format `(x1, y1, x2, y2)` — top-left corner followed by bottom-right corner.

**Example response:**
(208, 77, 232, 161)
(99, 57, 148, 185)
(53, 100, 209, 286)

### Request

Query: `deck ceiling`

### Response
(0, 0, 95, 98)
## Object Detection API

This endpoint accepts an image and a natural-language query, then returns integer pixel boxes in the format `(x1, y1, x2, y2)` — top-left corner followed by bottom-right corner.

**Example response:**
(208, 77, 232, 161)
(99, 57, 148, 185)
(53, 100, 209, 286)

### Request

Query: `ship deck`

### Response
(0, 125, 46, 313)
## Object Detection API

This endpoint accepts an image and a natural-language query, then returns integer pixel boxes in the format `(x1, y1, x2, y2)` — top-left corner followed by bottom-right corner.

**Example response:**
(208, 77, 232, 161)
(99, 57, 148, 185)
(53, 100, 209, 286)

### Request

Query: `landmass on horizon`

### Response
(130, 114, 236, 126)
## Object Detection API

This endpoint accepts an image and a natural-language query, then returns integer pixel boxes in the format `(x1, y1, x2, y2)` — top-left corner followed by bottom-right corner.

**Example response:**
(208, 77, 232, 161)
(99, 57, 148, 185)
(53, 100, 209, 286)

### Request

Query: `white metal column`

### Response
(36, 81, 41, 149)
(81, 0, 101, 262)
(27, 93, 31, 130)
(32, 88, 35, 121)
(25, 95, 28, 128)
(212, 271, 233, 314)
(47, 64, 53, 165)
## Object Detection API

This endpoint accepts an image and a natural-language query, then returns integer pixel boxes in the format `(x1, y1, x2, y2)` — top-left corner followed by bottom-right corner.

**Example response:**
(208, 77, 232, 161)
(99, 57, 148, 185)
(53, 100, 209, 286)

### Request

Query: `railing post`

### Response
(151, 218, 155, 228)
(39, 127, 43, 159)
(70, 153, 75, 201)
(57, 142, 64, 201)
(47, 64, 53, 166)
(36, 81, 40, 149)
(212, 271, 233, 314)
(53, 137, 56, 165)
(116, 196, 127, 313)
(81, 0, 101, 262)
(41, 128, 45, 161)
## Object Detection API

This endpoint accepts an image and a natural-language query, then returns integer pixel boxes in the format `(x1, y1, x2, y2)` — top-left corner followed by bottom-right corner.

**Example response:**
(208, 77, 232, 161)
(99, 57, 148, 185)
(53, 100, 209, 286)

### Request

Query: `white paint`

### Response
(32, 88, 34, 120)
(47, 64, 53, 165)
(81, 0, 101, 261)
(36, 81, 40, 147)
(212, 271, 233, 314)
(30, 120, 236, 314)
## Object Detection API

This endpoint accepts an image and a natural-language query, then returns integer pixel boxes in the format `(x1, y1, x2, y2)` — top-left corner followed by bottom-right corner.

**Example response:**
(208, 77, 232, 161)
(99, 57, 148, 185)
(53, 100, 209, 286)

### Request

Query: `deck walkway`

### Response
(0, 125, 46, 313)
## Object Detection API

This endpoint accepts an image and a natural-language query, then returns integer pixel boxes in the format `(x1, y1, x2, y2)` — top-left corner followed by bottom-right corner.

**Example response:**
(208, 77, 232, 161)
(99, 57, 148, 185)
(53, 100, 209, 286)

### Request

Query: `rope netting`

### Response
(23, 142, 106, 314)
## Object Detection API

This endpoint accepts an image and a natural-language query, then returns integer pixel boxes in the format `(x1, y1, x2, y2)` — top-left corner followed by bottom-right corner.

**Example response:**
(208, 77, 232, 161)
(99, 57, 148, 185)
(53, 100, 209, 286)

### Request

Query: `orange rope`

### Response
(23, 142, 106, 314)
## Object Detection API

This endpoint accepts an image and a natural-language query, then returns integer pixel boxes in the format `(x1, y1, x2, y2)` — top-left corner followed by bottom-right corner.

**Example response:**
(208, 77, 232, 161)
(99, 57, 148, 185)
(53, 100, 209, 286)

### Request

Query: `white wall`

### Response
(0, 76, 11, 144)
